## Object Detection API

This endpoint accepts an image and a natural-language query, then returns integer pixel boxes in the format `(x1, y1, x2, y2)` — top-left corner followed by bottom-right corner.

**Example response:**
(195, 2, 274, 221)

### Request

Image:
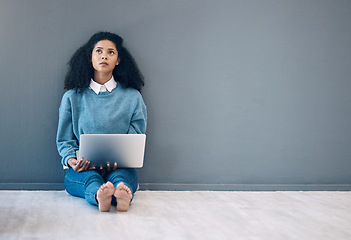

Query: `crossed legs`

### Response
(64, 168, 138, 212)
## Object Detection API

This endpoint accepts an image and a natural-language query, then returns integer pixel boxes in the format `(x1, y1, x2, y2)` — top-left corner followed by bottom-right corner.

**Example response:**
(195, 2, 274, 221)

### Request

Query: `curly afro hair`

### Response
(64, 32, 144, 92)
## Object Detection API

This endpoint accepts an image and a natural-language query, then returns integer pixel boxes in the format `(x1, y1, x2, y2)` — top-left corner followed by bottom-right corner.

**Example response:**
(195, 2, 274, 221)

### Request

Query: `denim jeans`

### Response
(64, 168, 138, 206)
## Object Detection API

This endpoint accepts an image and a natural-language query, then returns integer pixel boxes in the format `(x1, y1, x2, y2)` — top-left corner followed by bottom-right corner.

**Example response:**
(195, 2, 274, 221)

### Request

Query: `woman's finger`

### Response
(77, 158, 83, 166)
(76, 159, 89, 172)
(73, 159, 81, 171)
(81, 160, 90, 171)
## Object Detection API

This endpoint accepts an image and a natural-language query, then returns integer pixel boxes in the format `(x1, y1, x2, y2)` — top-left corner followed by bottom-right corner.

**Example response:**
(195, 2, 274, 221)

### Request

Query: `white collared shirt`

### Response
(89, 76, 117, 94)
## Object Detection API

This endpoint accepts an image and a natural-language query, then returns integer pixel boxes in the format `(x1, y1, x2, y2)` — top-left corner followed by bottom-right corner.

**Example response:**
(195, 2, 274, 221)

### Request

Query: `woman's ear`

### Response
(116, 58, 120, 65)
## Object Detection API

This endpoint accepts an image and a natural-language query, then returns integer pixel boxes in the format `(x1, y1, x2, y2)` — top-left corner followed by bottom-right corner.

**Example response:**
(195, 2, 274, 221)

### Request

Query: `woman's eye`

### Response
(96, 49, 102, 53)
(109, 51, 115, 55)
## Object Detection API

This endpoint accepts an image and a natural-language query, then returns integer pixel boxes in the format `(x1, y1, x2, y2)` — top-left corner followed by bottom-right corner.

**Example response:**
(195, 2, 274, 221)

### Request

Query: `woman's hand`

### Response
(68, 158, 94, 172)
(68, 158, 117, 172)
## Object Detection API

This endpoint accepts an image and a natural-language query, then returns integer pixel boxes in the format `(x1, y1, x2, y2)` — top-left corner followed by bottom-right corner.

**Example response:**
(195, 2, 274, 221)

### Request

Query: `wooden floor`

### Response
(0, 191, 350, 240)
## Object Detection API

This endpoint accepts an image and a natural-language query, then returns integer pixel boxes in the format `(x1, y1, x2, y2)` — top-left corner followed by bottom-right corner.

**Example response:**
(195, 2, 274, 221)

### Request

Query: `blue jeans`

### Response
(64, 168, 138, 206)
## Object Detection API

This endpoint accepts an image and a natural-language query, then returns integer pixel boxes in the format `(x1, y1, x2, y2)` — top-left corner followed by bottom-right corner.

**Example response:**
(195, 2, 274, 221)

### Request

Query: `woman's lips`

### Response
(100, 62, 108, 65)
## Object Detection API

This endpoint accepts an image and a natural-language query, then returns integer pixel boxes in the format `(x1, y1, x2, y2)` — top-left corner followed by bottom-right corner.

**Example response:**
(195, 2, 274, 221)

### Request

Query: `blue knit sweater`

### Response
(56, 84, 147, 167)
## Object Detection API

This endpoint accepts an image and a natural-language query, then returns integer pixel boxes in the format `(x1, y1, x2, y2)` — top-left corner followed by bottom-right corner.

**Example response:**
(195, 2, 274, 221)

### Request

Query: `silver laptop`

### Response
(76, 134, 146, 168)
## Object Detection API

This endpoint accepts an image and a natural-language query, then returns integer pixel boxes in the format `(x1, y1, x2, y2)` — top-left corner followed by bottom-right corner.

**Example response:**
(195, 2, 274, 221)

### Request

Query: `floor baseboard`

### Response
(139, 183, 351, 191)
(1, 183, 351, 191)
(0, 183, 65, 190)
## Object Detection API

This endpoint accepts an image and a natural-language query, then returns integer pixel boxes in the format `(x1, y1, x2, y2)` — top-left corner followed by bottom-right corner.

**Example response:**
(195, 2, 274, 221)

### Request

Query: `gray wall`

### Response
(1, 0, 350, 190)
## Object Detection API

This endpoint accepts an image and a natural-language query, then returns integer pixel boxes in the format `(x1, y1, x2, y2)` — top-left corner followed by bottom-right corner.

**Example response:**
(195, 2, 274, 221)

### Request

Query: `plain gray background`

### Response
(0, 0, 350, 190)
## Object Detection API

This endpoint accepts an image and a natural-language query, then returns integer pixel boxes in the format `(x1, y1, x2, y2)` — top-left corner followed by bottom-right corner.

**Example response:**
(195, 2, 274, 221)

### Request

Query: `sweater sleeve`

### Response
(56, 93, 79, 168)
(127, 95, 147, 134)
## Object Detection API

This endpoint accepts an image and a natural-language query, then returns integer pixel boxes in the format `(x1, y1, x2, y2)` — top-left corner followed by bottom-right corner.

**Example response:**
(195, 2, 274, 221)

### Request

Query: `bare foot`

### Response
(96, 181, 115, 212)
(114, 182, 133, 211)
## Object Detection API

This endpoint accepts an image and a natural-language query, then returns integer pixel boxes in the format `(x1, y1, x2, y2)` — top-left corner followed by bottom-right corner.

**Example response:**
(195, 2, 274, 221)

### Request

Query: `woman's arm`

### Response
(127, 96, 147, 134)
(56, 94, 79, 168)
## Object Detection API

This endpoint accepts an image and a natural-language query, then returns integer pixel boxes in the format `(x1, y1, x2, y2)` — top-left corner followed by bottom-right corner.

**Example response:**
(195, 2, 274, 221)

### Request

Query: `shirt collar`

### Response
(89, 76, 117, 94)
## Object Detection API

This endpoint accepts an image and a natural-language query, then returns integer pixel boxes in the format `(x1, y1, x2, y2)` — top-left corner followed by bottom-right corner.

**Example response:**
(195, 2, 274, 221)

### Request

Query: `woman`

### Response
(56, 32, 147, 212)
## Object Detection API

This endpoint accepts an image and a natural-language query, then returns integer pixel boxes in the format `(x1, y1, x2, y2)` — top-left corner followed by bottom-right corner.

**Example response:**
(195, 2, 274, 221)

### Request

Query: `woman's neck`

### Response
(94, 71, 113, 85)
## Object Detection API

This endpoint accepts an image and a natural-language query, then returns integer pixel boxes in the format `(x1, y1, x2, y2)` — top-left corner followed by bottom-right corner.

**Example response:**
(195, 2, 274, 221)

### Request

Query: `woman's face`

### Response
(91, 40, 120, 74)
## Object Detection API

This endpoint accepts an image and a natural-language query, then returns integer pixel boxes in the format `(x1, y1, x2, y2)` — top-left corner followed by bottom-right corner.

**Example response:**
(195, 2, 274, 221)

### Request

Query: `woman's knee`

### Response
(110, 168, 137, 180)
(64, 169, 104, 196)
(106, 169, 138, 188)
(65, 169, 102, 182)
